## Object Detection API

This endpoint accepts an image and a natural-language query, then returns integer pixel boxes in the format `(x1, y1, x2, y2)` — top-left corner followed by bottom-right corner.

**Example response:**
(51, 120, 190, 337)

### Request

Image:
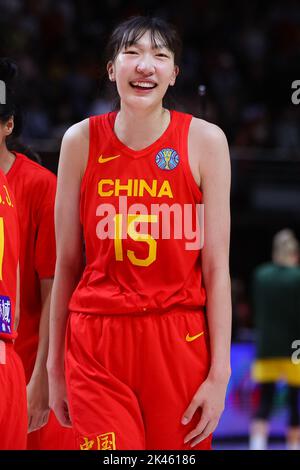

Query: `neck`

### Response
(114, 105, 170, 151)
(0, 142, 16, 174)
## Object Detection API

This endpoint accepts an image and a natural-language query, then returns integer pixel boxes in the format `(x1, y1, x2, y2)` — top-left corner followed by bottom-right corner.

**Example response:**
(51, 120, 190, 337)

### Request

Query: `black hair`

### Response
(104, 16, 182, 110)
(106, 16, 182, 65)
(0, 57, 23, 137)
(0, 58, 41, 163)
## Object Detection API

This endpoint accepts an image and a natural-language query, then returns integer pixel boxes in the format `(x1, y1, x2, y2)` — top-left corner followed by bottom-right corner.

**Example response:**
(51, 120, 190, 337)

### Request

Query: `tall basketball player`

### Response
(48, 16, 232, 450)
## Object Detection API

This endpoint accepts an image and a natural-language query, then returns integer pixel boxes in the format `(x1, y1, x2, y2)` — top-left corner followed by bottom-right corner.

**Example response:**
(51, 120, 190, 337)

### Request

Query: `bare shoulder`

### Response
(189, 117, 229, 158)
(59, 118, 90, 178)
(62, 118, 89, 145)
(187, 117, 230, 188)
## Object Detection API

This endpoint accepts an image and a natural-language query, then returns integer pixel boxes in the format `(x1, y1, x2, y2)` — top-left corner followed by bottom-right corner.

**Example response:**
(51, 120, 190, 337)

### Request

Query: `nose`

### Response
(136, 54, 155, 75)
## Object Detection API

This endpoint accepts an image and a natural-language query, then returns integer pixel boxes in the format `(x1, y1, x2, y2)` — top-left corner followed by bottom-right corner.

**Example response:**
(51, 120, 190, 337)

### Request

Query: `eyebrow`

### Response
(124, 43, 169, 52)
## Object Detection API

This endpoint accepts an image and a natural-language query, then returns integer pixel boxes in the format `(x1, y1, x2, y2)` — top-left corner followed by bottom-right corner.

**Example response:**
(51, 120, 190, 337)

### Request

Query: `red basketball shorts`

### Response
(0, 342, 27, 449)
(65, 308, 212, 450)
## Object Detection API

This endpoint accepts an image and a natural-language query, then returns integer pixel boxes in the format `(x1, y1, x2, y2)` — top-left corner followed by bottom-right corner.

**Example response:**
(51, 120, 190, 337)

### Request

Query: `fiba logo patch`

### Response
(155, 148, 179, 170)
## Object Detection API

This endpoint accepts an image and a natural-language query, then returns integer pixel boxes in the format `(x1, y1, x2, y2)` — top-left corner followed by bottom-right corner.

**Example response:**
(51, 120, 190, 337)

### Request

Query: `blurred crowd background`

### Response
(1, 0, 300, 448)
(1, 0, 299, 150)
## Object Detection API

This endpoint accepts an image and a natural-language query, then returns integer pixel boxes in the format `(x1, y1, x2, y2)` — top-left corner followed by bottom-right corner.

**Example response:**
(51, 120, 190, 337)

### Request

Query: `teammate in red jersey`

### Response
(0, 165, 27, 448)
(48, 16, 231, 450)
(0, 58, 75, 449)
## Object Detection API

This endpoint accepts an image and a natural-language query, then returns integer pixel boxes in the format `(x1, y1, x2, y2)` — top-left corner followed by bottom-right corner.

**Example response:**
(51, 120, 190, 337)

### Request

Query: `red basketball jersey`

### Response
(69, 110, 206, 315)
(0, 170, 19, 341)
(6, 152, 56, 381)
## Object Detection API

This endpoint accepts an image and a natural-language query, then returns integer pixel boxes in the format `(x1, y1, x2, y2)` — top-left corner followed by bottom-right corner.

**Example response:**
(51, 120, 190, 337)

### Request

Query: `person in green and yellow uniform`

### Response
(250, 229, 300, 450)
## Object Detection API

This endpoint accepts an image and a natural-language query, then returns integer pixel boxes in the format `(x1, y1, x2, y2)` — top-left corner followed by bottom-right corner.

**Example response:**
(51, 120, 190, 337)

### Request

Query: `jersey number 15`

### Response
(114, 214, 157, 267)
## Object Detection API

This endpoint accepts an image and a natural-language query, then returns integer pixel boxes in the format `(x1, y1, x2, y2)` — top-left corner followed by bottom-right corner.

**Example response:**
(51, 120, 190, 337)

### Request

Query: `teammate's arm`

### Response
(26, 178, 56, 433)
(27, 278, 53, 433)
(182, 120, 231, 447)
(47, 120, 88, 427)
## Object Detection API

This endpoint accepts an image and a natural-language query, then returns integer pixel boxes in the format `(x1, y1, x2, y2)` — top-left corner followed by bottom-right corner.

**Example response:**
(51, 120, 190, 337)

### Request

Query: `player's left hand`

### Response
(181, 375, 229, 447)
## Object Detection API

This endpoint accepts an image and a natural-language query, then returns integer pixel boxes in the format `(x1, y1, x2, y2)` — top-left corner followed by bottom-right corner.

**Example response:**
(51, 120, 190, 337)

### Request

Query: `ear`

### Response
(107, 61, 116, 82)
(170, 65, 179, 87)
(4, 117, 14, 137)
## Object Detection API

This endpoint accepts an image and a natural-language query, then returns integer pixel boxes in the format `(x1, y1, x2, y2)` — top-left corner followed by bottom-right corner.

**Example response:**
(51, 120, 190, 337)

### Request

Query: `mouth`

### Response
(129, 81, 158, 90)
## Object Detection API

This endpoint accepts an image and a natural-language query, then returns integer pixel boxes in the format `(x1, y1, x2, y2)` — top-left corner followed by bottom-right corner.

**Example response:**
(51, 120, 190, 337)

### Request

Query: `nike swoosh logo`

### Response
(98, 154, 120, 163)
(186, 331, 204, 342)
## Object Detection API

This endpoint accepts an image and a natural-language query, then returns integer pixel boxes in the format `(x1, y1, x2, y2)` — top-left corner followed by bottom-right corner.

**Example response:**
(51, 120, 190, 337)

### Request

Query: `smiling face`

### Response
(107, 30, 179, 110)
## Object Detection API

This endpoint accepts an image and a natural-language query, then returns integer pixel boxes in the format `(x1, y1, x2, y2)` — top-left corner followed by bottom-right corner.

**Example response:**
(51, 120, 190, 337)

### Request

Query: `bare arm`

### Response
(199, 123, 231, 382)
(183, 120, 231, 446)
(47, 120, 88, 426)
(33, 279, 53, 373)
(26, 278, 53, 433)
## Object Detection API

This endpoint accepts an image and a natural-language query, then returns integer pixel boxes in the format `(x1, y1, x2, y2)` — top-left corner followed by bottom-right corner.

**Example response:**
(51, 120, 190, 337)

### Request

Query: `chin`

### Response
(124, 94, 161, 110)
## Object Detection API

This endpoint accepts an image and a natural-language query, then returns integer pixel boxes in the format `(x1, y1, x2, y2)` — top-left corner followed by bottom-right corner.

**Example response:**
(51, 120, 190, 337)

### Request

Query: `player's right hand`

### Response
(48, 370, 72, 428)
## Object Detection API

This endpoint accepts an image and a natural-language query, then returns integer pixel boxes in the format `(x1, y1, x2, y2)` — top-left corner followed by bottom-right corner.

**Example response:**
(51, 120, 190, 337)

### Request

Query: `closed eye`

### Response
(123, 50, 138, 55)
